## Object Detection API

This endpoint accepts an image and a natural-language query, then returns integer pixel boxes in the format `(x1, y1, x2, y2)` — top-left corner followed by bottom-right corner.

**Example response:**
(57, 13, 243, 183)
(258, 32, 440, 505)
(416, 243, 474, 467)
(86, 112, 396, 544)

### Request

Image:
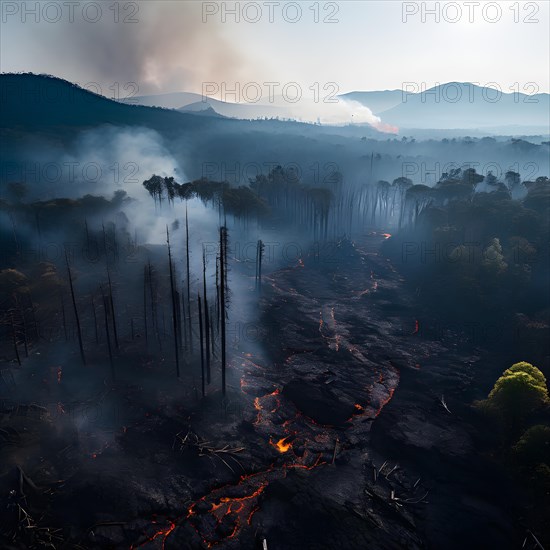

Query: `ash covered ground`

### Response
(0, 233, 523, 549)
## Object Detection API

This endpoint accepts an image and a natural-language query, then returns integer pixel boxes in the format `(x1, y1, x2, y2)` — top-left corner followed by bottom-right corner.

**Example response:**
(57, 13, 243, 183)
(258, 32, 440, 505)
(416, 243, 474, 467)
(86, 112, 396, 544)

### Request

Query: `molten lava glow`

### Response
(270, 436, 292, 453)
(382, 233, 392, 239)
(130, 520, 176, 549)
(413, 319, 419, 334)
(253, 397, 262, 425)
(374, 388, 395, 418)
(354, 403, 364, 411)
(182, 473, 274, 548)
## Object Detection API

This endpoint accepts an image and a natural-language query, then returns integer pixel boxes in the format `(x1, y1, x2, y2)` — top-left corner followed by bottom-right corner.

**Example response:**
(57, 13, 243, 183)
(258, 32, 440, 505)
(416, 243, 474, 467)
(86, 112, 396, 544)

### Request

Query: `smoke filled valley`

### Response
(1, 69, 549, 550)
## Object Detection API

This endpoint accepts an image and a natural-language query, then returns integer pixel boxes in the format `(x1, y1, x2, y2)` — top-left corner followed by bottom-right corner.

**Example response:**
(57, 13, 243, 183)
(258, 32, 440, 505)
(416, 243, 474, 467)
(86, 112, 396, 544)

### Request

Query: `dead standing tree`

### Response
(100, 285, 115, 379)
(202, 246, 211, 384)
(106, 268, 119, 350)
(256, 239, 265, 292)
(219, 226, 228, 396)
(185, 205, 193, 353)
(167, 227, 181, 379)
(198, 293, 205, 397)
(65, 251, 86, 366)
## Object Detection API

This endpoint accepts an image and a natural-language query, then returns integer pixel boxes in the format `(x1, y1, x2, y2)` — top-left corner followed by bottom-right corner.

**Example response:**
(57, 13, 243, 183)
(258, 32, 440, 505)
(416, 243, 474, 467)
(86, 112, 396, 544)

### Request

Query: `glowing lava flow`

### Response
(412, 319, 420, 334)
(269, 436, 292, 453)
(181, 452, 325, 549)
(130, 520, 176, 549)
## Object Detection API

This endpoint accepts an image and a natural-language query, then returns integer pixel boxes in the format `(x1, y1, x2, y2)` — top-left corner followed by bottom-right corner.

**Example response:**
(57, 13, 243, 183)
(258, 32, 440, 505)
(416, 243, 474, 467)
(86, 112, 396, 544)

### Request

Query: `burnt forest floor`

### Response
(0, 232, 535, 549)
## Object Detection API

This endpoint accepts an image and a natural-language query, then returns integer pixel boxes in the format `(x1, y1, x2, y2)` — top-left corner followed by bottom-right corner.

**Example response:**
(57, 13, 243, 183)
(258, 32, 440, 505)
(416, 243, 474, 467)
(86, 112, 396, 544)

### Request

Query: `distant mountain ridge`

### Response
(2, 74, 547, 136)
(0, 73, 383, 138)
(130, 82, 549, 132)
(342, 82, 549, 131)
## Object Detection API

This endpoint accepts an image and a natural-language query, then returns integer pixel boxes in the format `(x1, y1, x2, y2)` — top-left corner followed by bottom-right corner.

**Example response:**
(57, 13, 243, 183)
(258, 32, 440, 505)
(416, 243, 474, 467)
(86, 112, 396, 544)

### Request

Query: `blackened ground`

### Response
(0, 233, 534, 549)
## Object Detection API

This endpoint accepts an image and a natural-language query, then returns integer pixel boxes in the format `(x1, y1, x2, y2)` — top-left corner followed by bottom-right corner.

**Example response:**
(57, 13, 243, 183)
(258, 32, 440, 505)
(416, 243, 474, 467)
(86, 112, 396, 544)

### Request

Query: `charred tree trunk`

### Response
(101, 286, 114, 379)
(210, 304, 216, 358)
(65, 251, 86, 366)
(85, 219, 90, 251)
(198, 294, 205, 397)
(181, 282, 188, 351)
(219, 226, 227, 396)
(175, 290, 182, 350)
(102, 222, 108, 260)
(143, 265, 148, 346)
(148, 262, 161, 349)
(185, 205, 193, 353)
(167, 227, 180, 378)
(202, 247, 211, 384)
(215, 255, 220, 332)
(256, 239, 264, 293)
(107, 269, 119, 350)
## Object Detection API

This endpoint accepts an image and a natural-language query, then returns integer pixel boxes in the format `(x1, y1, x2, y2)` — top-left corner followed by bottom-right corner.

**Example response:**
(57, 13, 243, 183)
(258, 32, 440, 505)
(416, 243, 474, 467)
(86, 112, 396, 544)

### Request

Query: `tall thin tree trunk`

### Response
(203, 247, 211, 384)
(220, 226, 227, 396)
(102, 222, 108, 260)
(85, 219, 90, 251)
(185, 205, 192, 353)
(181, 281, 188, 351)
(210, 304, 216, 357)
(257, 239, 264, 293)
(65, 251, 86, 365)
(167, 227, 180, 378)
(101, 286, 114, 379)
(215, 255, 220, 331)
(198, 294, 205, 397)
(107, 268, 119, 350)
(143, 265, 148, 346)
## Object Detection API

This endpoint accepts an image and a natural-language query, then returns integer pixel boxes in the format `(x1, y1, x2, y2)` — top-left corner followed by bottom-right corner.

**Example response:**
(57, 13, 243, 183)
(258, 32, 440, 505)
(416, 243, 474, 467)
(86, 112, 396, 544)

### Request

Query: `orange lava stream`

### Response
(130, 520, 176, 549)
(269, 436, 292, 453)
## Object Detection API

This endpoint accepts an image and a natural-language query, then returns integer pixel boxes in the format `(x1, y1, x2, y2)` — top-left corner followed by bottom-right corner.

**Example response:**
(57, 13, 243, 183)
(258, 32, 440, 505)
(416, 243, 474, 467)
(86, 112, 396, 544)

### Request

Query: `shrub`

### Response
(514, 425, 550, 465)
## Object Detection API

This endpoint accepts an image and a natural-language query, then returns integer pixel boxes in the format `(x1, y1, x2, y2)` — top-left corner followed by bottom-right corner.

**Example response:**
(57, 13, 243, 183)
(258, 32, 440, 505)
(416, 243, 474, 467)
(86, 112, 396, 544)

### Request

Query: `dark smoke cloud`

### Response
(28, 2, 261, 95)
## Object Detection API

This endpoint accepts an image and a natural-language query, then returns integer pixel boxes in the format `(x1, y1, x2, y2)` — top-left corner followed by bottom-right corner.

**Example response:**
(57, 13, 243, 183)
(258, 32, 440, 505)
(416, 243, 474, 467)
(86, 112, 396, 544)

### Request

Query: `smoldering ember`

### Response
(1, 2, 549, 549)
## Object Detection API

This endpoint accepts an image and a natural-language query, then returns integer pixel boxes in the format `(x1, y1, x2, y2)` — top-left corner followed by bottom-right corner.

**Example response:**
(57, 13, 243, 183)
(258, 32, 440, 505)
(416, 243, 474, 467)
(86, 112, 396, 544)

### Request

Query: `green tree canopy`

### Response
(477, 362, 549, 435)
(504, 362, 547, 387)
(513, 424, 550, 466)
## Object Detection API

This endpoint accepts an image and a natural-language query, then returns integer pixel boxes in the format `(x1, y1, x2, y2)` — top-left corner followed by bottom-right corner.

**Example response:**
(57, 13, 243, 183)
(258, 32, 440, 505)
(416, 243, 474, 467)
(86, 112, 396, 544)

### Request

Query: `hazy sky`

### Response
(1, 0, 549, 99)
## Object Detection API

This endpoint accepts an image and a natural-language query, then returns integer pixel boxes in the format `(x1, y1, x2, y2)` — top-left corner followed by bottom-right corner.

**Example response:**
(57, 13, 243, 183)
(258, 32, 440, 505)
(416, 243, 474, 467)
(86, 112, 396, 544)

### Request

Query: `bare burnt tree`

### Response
(106, 268, 119, 350)
(198, 293, 205, 397)
(167, 226, 180, 378)
(101, 285, 114, 379)
(219, 226, 228, 396)
(65, 250, 86, 366)
(203, 246, 211, 384)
